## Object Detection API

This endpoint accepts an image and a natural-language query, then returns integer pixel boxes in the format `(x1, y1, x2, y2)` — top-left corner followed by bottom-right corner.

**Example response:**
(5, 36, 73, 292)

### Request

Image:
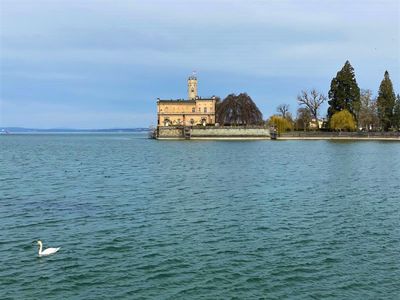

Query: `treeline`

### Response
(271, 61, 400, 132)
(214, 61, 399, 132)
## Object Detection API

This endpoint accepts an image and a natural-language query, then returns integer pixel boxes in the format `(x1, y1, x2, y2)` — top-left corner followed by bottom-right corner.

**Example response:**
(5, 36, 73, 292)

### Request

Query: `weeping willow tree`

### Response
(330, 109, 356, 131)
(216, 93, 263, 125)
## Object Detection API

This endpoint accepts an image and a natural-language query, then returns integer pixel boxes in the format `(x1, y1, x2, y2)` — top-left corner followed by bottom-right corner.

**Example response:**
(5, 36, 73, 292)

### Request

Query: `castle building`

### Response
(157, 75, 216, 127)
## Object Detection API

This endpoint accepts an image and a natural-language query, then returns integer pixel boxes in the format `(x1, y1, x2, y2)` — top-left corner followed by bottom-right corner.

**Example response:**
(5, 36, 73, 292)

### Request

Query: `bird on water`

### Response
(37, 240, 60, 257)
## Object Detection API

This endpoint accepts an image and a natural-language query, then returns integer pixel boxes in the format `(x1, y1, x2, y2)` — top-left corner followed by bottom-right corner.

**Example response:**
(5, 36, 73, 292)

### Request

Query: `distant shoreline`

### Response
(0, 127, 149, 134)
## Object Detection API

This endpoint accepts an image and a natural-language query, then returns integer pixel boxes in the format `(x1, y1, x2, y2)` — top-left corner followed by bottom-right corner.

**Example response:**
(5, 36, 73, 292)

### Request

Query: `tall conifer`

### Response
(393, 94, 400, 130)
(327, 61, 360, 122)
(376, 71, 396, 131)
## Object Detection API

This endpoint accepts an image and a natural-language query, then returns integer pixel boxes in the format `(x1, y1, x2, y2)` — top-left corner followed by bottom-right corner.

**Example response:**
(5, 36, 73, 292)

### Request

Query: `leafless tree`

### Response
(277, 104, 290, 119)
(295, 107, 312, 131)
(297, 89, 326, 128)
(358, 89, 379, 131)
(216, 93, 263, 125)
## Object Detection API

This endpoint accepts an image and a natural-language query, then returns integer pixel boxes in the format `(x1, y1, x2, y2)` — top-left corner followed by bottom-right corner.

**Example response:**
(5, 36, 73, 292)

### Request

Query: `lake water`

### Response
(1, 133, 399, 299)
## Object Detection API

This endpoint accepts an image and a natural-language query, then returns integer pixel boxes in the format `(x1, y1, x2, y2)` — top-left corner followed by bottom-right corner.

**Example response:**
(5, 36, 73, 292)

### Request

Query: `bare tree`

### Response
(216, 93, 263, 125)
(297, 89, 326, 128)
(296, 107, 312, 131)
(277, 104, 290, 119)
(358, 89, 379, 131)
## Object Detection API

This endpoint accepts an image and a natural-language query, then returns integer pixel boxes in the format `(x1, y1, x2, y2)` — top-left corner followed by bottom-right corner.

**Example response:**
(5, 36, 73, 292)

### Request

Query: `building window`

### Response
(192, 107, 195, 113)
(204, 107, 207, 113)
(198, 107, 201, 112)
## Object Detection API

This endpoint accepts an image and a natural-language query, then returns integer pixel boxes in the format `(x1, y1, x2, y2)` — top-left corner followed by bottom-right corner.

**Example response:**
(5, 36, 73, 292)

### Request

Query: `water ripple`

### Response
(0, 134, 399, 299)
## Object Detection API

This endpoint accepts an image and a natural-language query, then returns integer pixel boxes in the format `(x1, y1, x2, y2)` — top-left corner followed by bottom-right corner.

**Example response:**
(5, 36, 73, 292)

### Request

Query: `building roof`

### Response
(158, 99, 196, 104)
(157, 97, 215, 103)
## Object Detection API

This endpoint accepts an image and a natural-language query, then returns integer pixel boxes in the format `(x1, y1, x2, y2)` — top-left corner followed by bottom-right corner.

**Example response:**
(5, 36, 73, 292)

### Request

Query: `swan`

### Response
(37, 240, 60, 257)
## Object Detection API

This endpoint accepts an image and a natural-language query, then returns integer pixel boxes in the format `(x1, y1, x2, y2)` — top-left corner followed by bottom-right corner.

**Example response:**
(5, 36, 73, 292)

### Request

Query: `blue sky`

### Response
(1, 0, 399, 128)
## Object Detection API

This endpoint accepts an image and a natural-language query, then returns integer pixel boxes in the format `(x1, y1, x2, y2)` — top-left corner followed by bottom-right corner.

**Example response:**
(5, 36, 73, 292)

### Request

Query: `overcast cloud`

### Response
(1, 0, 399, 128)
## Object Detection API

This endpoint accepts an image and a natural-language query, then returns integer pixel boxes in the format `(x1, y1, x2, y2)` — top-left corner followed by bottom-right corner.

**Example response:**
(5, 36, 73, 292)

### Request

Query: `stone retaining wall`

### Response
(157, 126, 270, 139)
(157, 127, 183, 138)
(191, 128, 270, 138)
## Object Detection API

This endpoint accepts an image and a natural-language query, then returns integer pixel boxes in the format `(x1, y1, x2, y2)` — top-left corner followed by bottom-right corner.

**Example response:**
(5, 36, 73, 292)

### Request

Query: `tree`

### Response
(358, 89, 379, 131)
(328, 61, 360, 121)
(295, 107, 312, 131)
(393, 94, 400, 130)
(330, 110, 356, 131)
(297, 89, 326, 129)
(376, 71, 396, 131)
(268, 115, 293, 133)
(216, 93, 263, 125)
(277, 104, 290, 119)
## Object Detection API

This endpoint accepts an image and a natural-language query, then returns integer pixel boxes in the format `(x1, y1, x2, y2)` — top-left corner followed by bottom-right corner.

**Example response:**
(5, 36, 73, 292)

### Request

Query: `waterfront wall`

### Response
(157, 126, 270, 139)
(157, 127, 183, 138)
(191, 127, 269, 138)
(280, 131, 400, 140)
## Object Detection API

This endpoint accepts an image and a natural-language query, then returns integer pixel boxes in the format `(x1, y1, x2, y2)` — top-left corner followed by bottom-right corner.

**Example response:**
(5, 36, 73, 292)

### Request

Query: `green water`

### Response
(1, 134, 399, 299)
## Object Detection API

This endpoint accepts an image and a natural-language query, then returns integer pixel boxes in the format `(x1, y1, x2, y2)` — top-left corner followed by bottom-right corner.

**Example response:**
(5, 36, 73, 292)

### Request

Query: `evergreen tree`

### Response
(393, 94, 400, 130)
(376, 71, 396, 131)
(327, 61, 360, 122)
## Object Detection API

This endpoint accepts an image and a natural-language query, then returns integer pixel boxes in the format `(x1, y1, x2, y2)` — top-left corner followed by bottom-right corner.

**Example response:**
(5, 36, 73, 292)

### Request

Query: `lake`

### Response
(1, 133, 399, 299)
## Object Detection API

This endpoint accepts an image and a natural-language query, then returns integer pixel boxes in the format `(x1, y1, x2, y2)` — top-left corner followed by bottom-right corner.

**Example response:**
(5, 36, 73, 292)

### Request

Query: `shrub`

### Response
(330, 110, 356, 131)
(268, 115, 293, 133)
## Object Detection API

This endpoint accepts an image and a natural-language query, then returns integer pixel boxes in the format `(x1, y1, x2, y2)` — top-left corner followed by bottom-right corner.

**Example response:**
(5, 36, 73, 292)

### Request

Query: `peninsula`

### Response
(152, 74, 270, 140)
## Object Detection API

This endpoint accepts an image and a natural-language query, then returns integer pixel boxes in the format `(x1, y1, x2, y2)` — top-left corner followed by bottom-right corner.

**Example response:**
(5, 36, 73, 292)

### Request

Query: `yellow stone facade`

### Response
(157, 76, 216, 127)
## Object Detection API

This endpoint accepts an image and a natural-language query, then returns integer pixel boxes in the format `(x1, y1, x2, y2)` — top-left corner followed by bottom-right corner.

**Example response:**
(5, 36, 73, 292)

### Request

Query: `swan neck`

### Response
(38, 242, 42, 254)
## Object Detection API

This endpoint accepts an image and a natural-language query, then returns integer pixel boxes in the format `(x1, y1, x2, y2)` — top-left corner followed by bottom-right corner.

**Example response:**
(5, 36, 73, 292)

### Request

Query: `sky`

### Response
(0, 0, 399, 129)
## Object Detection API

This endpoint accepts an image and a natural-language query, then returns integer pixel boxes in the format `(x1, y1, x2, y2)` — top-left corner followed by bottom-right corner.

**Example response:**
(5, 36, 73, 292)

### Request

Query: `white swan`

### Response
(37, 240, 60, 256)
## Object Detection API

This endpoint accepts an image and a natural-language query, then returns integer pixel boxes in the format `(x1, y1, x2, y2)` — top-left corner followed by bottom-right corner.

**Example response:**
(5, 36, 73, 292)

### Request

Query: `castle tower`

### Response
(188, 74, 198, 100)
